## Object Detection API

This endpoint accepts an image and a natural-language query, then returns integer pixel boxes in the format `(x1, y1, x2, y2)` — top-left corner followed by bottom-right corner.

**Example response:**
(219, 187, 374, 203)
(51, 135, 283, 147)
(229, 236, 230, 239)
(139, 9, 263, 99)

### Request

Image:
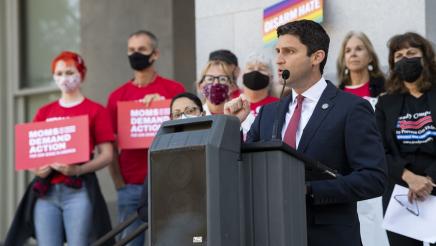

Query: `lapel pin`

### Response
(321, 103, 329, 110)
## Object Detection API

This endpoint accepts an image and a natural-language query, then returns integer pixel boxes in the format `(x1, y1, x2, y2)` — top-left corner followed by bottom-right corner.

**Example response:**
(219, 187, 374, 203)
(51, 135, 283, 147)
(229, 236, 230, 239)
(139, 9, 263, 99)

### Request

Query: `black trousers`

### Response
(386, 230, 435, 246)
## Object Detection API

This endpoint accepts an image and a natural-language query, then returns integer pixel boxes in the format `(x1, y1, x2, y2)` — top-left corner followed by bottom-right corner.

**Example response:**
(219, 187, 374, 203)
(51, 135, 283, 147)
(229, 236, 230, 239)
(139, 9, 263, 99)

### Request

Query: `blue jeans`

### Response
(34, 184, 92, 246)
(117, 184, 146, 246)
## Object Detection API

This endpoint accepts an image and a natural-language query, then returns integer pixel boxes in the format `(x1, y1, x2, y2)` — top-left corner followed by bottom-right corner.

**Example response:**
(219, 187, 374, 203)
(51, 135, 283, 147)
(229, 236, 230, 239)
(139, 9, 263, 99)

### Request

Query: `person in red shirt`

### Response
(6, 51, 115, 245)
(337, 31, 385, 109)
(106, 30, 185, 246)
(336, 32, 388, 246)
(240, 52, 279, 136)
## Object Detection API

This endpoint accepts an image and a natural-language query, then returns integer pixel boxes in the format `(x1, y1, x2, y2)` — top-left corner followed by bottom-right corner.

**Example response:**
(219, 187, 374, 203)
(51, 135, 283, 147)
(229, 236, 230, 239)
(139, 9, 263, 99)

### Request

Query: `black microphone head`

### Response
(282, 70, 290, 80)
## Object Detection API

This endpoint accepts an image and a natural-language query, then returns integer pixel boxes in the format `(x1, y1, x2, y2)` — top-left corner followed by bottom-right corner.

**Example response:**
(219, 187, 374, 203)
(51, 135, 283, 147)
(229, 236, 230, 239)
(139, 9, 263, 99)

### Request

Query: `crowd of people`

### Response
(4, 18, 436, 246)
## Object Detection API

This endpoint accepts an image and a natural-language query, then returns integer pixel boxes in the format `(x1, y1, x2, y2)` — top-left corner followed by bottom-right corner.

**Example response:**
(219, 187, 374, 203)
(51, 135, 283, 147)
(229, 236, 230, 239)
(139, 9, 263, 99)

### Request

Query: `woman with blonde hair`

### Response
(337, 31, 389, 246)
(196, 60, 237, 115)
(337, 31, 385, 108)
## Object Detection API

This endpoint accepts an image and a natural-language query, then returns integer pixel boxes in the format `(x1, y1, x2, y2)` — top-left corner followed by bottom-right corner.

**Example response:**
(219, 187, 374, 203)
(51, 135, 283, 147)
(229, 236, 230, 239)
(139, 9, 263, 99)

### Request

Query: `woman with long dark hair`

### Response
(376, 32, 436, 246)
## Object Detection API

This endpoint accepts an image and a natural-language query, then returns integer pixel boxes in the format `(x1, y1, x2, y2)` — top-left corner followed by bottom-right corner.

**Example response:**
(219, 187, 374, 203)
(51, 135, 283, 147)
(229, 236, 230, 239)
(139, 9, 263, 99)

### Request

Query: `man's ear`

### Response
(151, 48, 160, 61)
(311, 50, 326, 67)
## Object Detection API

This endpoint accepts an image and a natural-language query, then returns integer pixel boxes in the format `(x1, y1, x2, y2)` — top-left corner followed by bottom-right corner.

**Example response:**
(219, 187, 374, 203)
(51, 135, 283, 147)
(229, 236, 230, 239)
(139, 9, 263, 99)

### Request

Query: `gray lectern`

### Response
(93, 115, 332, 246)
(148, 115, 241, 246)
(240, 141, 308, 246)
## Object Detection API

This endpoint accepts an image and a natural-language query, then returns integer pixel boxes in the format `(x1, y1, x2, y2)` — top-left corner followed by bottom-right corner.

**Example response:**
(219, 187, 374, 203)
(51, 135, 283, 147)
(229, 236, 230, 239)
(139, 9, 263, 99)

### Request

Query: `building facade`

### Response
(1, 0, 436, 242)
(0, 0, 195, 240)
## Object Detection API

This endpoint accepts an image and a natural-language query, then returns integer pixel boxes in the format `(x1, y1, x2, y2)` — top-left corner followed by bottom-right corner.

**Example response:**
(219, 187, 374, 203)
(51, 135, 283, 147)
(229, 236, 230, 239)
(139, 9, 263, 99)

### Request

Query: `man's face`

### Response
(127, 35, 159, 61)
(275, 34, 314, 90)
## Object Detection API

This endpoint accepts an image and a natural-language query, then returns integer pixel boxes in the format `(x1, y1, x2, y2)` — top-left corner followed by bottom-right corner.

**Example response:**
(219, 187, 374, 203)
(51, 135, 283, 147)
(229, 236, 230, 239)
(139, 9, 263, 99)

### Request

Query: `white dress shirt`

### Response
(281, 77, 327, 148)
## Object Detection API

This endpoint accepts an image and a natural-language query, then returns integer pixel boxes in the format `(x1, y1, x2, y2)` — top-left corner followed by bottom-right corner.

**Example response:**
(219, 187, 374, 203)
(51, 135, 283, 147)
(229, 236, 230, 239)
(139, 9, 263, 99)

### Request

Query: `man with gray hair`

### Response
(107, 30, 185, 245)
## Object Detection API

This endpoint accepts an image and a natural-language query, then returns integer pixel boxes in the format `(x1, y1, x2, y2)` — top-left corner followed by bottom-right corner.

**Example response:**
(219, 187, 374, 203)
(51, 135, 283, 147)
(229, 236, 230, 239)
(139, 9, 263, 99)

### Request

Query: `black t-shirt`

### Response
(396, 94, 436, 154)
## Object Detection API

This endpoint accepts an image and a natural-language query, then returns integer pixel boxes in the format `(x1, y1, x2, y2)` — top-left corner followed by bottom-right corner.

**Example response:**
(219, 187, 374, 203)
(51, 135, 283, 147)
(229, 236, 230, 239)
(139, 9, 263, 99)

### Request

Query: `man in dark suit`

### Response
(225, 20, 387, 246)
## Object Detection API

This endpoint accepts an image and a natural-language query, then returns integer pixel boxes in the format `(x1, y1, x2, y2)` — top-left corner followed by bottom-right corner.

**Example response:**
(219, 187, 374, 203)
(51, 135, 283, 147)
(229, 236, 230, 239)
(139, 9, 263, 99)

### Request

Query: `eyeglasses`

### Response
(394, 194, 420, 216)
(202, 75, 231, 84)
(171, 106, 200, 119)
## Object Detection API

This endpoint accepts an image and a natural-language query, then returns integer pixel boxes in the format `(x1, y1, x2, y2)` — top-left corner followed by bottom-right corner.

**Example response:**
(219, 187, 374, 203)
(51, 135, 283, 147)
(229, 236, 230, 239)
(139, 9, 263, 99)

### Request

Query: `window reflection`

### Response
(21, 0, 80, 88)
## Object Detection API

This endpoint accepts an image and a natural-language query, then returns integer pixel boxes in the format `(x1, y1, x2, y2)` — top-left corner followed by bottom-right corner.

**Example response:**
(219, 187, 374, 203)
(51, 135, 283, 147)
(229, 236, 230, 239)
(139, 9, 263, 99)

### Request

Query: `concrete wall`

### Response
(80, 0, 196, 225)
(426, 0, 436, 45)
(81, 0, 174, 105)
(0, 0, 6, 239)
(195, 0, 430, 86)
(173, 0, 197, 91)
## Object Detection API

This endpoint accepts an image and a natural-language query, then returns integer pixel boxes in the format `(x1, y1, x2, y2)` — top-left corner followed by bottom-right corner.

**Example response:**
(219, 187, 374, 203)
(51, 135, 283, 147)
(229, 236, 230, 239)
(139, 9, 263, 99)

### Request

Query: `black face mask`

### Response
(394, 57, 423, 83)
(128, 52, 154, 71)
(243, 71, 270, 90)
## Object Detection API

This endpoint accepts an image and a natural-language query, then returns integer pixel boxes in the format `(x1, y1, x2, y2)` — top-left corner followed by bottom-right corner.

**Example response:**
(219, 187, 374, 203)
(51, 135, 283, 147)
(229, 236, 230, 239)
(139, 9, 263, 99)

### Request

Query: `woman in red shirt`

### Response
(337, 31, 385, 109)
(240, 52, 279, 136)
(336, 32, 389, 246)
(6, 51, 115, 245)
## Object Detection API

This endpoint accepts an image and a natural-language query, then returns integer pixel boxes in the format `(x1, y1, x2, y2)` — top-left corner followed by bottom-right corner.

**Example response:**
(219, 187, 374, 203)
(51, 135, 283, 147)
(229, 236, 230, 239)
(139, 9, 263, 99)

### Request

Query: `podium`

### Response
(148, 115, 313, 246)
(240, 141, 307, 246)
(148, 115, 241, 246)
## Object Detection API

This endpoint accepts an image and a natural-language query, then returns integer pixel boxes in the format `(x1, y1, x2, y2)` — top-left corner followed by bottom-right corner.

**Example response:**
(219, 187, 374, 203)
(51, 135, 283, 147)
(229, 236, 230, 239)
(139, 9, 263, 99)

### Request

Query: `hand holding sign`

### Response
(139, 93, 165, 107)
(32, 165, 53, 178)
(52, 162, 81, 176)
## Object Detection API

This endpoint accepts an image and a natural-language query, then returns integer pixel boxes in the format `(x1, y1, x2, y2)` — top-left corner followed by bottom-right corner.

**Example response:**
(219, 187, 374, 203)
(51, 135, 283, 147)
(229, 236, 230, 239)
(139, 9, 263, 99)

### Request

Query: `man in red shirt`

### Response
(107, 30, 185, 245)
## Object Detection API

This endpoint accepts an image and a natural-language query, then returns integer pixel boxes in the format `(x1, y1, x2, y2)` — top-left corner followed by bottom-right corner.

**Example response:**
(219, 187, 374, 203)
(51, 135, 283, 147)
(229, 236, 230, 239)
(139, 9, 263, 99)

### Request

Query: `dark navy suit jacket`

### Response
(246, 81, 387, 246)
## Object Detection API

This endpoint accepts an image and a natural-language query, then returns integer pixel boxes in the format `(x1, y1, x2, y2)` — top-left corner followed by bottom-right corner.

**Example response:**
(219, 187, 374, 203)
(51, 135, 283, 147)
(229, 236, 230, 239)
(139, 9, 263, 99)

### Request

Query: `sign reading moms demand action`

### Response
(117, 100, 171, 149)
(15, 115, 90, 170)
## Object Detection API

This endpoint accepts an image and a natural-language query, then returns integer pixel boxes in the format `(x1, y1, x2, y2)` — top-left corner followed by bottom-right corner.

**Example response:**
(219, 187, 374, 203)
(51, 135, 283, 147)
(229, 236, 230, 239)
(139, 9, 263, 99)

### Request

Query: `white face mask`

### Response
(179, 114, 199, 120)
(53, 74, 81, 92)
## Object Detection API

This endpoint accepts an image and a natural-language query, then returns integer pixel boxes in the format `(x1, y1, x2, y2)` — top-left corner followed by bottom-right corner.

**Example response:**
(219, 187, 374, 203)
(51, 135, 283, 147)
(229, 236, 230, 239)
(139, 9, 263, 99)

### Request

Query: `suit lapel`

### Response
(275, 94, 294, 139)
(297, 82, 336, 152)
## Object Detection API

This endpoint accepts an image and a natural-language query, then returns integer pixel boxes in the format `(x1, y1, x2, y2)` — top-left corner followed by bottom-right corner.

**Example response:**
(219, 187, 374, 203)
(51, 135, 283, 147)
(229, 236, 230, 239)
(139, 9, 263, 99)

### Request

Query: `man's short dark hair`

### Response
(129, 30, 158, 49)
(277, 20, 329, 74)
(209, 49, 238, 66)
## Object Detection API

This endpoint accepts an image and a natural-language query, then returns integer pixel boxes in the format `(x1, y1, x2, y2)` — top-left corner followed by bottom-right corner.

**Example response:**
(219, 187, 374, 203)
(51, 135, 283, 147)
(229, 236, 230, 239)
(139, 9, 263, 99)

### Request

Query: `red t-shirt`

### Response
(33, 98, 115, 184)
(249, 96, 279, 117)
(344, 82, 371, 98)
(107, 75, 185, 184)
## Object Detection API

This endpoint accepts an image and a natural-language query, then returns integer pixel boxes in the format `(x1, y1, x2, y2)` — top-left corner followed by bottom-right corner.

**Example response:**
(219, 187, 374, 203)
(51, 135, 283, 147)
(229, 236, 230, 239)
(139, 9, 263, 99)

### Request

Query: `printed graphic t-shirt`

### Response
(396, 94, 436, 154)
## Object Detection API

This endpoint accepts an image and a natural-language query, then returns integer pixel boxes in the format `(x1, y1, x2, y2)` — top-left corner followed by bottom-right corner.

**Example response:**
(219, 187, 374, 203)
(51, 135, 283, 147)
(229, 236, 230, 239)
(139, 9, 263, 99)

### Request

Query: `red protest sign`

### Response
(117, 100, 171, 149)
(15, 115, 90, 170)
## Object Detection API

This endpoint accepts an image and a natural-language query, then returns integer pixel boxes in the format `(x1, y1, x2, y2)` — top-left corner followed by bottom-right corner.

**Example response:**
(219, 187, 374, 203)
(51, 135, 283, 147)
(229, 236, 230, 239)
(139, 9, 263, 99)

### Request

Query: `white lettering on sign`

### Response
(129, 108, 170, 138)
(264, 0, 321, 33)
(28, 125, 77, 159)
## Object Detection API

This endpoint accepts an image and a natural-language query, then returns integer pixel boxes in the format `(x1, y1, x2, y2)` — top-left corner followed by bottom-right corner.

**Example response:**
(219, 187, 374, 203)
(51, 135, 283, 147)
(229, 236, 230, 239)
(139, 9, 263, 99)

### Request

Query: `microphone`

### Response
(279, 70, 290, 99)
(272, 69, 291, 140)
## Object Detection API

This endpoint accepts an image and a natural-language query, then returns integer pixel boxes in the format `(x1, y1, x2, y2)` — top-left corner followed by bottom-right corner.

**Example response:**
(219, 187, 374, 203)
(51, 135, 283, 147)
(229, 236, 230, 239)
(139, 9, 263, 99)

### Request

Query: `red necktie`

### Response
(284, 95, 305, 148)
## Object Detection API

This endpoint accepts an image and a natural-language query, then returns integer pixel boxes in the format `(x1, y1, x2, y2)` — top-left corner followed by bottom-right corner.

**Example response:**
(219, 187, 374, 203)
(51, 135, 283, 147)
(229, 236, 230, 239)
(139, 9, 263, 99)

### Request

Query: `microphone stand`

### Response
(272, 70, 290, 140)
